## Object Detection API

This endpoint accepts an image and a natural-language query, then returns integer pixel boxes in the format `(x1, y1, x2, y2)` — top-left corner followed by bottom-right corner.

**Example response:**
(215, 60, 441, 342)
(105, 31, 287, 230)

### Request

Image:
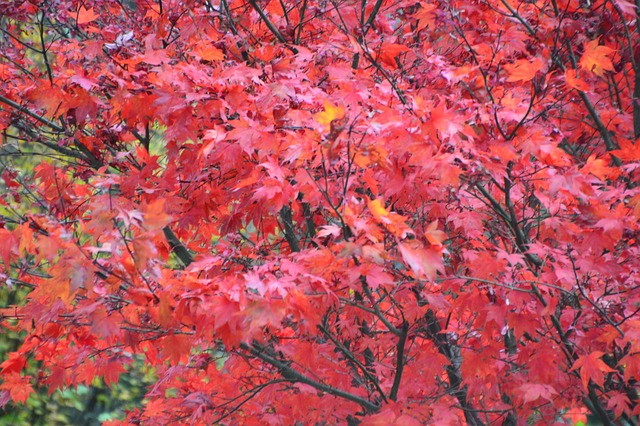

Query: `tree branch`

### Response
(163, 227, 194, 267)
(389, 321, 408, 401)
(279, 206, 300, 252)
(246, 0, 298, 53)
(564, 43, 621, 166)
(423, 309, 485, 426)
(0, 95, 64, 132)
(239, 342, 379, 413)
(318, 323, 388, 403)
(361, 278, 402, 336)
(363, 0, 383, 34)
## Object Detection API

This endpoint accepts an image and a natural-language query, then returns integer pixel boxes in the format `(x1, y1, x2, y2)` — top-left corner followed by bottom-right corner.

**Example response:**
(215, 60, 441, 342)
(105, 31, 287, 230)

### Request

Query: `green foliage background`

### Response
(0, 147, 154, 424)
(0, 285, 154, 425)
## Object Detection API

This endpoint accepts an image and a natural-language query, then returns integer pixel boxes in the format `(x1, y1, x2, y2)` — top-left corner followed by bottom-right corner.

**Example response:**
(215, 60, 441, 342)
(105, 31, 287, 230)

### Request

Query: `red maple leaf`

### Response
(570, 352, 615, 391)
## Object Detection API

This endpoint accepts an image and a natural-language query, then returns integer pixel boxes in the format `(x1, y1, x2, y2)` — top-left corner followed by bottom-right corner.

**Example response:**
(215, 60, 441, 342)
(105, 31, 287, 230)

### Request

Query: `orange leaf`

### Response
(607, 392, 632, 419)
(504, 58, 544, 82)
(611, 137, 640, 161)
(424, 220, 446, 247)
(564, 406, 589, 425)
(141, 199, 172, 231)
(580, 154, 620, 180)
(565, 69, 591, 92)
(580, 39, 615, 76)
(428, 102, 463, 139)
(161, 333, 189, 365)
(242, 299, 287, 341)
(194, 44, 225, 61)
(614, 0, 637, 14)
(77, 7, 99, 25)
(619, 353, 640, 382)
(0, 229, 17, 269)
(378, 43, 411, 68)
(0, 353, 26, 375)
(398, 241, 443, 280)
(413, 2, 437, 31)
(90, 307, 122, 339)
(132, 235, 158, 270)
(103, 361, 127, 388)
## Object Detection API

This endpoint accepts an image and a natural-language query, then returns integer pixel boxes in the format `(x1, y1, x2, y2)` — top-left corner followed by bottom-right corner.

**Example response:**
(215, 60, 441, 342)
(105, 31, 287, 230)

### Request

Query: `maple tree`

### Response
(0, 0, 639, 424)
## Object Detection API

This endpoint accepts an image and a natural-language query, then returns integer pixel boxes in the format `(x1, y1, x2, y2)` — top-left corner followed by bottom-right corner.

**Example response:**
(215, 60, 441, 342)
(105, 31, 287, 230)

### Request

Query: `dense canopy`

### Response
(0, 0, 639, 424)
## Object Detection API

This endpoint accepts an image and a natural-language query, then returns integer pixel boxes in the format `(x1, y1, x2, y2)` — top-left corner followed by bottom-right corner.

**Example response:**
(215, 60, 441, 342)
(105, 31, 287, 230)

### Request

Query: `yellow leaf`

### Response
(368, 198, 390, 221)
(314, 101, 345, 131)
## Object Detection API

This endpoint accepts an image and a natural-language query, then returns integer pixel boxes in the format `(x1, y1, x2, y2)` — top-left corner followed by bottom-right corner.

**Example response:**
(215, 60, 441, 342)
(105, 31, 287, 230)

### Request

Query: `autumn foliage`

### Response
(1, 0, 640, 424)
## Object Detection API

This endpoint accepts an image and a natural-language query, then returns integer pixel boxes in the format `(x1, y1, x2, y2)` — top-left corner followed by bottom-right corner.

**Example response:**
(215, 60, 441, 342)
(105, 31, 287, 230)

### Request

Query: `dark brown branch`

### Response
(634, 0, 640, 139)
(388, 321, 408, 401)
(360, 49, 410, 107)
(475, 181, 542, 268)
(163, 227, 194, 267)
(361, 278, 401, 335)
(0, 26, 43, 54)
(634, 69, 640, 139)
(502, 174, 542, 268)
(473, 178, 615, 423)
(211, 379, 287, 424)
(500, 0, 536, 36)
(318, 323, 388, 403)
(239, 342, 379, 413)
(363, 0, 383, 34)
(0, 95, 64, 132)
(301, 201, 316, 239)
(279, 206, 300, 252)
(423, 309, 485, 426)
(246, 0, 298, 54)
(71, 138, 102, 169)
(132, 124, 151, 152)
(295, 0, 308, 44)
(566, 249, 624, 337)
(564, 44, 621, 165)
(38, 11, 54, 85)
